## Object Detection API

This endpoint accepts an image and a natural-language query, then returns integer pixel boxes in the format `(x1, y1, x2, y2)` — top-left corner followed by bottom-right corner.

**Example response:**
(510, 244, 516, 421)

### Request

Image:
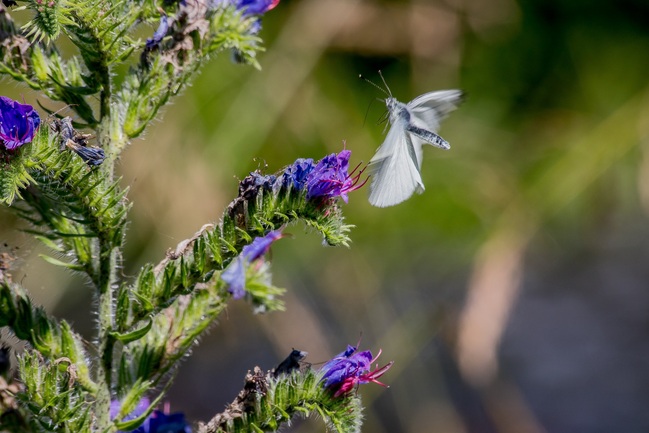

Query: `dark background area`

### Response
(2, 0, 649, 432)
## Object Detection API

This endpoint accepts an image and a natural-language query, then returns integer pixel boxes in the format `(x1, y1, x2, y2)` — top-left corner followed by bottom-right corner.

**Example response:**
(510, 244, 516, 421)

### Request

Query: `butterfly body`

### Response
(368, 90, 463, 208)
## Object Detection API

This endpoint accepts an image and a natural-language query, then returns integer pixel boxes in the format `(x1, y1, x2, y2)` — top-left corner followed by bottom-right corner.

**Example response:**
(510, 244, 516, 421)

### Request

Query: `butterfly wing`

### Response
(368, 116, 425, 208)
(407, 89, 464, 133)
(406, 89, 462, 160)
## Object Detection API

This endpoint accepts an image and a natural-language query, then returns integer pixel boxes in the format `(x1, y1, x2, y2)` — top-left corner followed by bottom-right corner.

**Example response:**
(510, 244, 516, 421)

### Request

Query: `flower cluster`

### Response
(222, 229, 284, 299)
(0, 96, 40, 151)
(278, 150, 366, 203)
(320, 345, 393, 397)
(112, 398, 191, 433)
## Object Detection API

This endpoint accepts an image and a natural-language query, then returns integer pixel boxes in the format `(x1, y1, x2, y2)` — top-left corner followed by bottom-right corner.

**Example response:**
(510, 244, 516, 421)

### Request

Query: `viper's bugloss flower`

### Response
(237, 0, 279, 15)
(305, 150, 366, 203)
(222, 230, 283, 299)
(111, 398, 191, 433)
(212, 0, 279, 15)
(277, 158, 314, 190)
(320, 345, 393, 397)
(0, 96, 40, 151)
(212, 0, 278, 35)
(276, 151, 366, 202)
(146, 16, 169, 50)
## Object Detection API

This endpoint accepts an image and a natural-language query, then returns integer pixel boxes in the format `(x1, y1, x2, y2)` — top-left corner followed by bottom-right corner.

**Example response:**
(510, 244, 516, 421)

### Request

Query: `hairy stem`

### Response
(96, 239, 118, 431)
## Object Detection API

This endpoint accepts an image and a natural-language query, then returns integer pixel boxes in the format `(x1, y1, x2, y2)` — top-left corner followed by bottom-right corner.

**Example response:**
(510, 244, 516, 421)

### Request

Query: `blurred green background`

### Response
(3, 0, 649, 431)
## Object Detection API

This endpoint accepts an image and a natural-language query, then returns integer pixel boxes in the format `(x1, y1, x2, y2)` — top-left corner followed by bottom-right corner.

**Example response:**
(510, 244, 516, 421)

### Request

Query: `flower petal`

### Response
(0, 96, 40, 150)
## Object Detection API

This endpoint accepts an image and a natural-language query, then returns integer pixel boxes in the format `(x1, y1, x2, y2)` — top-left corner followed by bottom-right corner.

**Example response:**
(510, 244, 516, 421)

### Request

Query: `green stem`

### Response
(95, 78, 119, 429)
(96, 238, 118, 432)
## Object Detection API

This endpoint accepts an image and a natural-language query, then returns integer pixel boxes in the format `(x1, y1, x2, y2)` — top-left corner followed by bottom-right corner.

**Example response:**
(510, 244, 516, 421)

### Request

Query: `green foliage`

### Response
(199, 368, 363, 433)
(5, 126, 129, 282)
(0, 277, 96, 394)
(120, 4, 263, 140)
(17, 351, 92, 432)
(22, 0, 72, 42)
(0, 1, 373, 432)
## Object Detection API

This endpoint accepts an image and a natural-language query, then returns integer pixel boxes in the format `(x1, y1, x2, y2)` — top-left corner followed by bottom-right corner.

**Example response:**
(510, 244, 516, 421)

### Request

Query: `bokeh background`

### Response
(3, 0, 649, 432)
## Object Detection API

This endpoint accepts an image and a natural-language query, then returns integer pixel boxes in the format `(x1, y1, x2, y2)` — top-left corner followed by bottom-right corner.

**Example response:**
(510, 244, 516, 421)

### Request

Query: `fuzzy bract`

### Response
(0, 96, 40, 150)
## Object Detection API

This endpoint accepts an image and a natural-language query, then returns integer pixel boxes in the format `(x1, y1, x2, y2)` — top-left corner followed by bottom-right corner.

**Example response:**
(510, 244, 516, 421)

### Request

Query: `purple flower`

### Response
(276, 150, 367, 202)
(141, 411, 191, 433)
(305, 150, 366, 203)
(277, 158, 314, 190)
(211, 0, 278, 35)
(111, 398, 191, 433)
(111, 398, 149, 431)
(222, 230, 283, 299)
(236, 0, 279, 15)
(0, 96, 40, 150)
(213, 0, 279, 15)
(320, 345, 393, 397)
(146, 16, 169, 50)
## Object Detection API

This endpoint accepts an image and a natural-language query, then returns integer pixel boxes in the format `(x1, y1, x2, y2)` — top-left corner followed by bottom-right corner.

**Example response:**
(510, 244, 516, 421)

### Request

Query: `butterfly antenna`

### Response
(377, 70, 392, 97)
(362, 98, 375, 128)
(359, 73, 390, 96)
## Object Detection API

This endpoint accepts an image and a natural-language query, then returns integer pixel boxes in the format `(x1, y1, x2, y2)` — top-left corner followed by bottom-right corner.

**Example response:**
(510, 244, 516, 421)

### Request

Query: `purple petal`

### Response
(112, 397, 150, 425)
(306, 150, 355, 202)
(147, 411, 192, 433)
(222, 230, 283, 299)
(0, 96, 40, 150)
(241, 230, 283, 262)
(278, 158, 314, 190)
(221, 256, 246, 299)
(320, 344, 357, 372)
(146, 16, 169, 49)
(236, 0, 279, 15)
(320, 347, 373, 388)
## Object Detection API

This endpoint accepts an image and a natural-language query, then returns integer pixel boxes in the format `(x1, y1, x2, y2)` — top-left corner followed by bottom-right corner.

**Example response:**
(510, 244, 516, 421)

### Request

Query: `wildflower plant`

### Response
(0, 1, 391, 433)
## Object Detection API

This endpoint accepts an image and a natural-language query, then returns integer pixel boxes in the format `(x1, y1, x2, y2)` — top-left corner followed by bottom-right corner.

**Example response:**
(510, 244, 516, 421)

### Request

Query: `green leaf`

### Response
(38, 254, 86, 272)
(110, 319, 153, 344)
(34, 235, 64, 252)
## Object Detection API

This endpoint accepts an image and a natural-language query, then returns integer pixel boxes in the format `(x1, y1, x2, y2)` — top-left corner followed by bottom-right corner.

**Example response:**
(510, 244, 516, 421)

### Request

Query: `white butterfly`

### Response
(368, 88, 464, 207)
